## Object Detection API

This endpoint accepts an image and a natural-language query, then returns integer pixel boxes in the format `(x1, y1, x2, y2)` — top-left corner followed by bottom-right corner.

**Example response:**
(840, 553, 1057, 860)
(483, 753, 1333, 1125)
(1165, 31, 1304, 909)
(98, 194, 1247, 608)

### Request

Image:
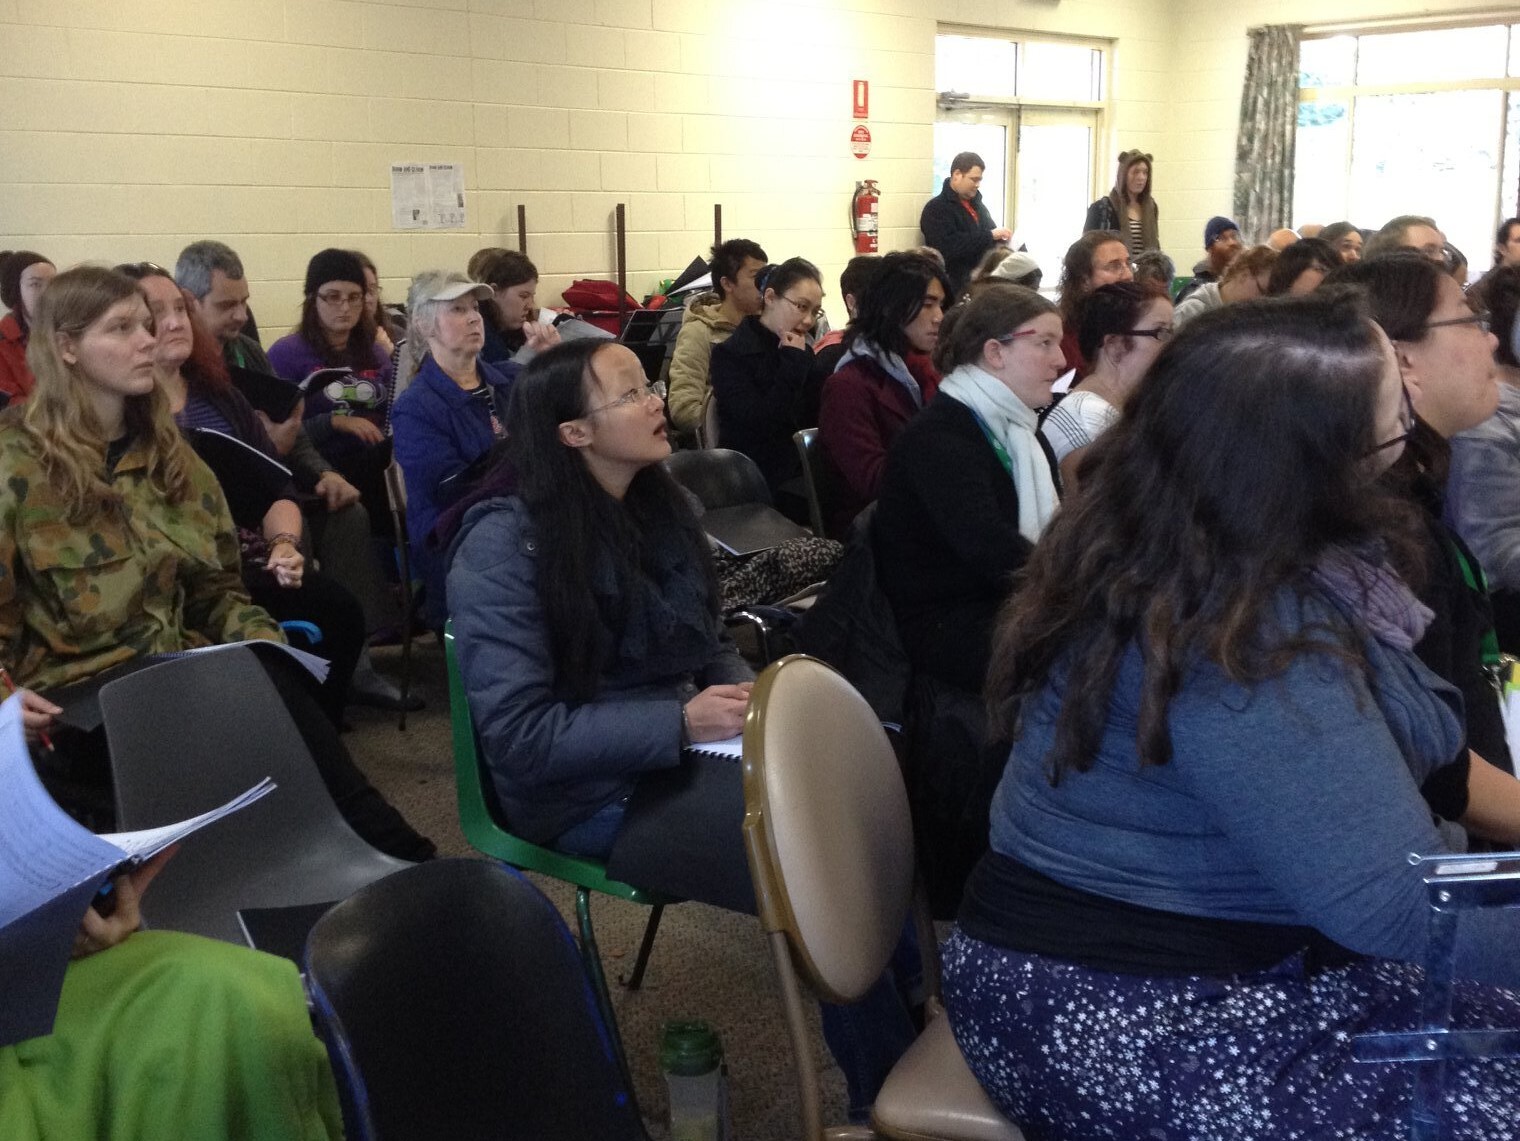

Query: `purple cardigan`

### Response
(265, 334, 393, 456)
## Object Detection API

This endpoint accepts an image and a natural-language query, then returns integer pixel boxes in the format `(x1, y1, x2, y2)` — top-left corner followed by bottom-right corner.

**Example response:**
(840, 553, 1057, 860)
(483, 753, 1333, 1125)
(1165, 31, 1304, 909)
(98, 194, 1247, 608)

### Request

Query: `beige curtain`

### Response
(1234, 25, 1303, 243)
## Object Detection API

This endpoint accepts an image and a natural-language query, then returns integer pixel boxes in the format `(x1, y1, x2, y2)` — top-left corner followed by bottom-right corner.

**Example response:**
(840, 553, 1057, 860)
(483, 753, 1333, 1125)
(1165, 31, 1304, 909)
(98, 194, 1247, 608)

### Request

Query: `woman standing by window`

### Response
(1083, 150, 1159, 257)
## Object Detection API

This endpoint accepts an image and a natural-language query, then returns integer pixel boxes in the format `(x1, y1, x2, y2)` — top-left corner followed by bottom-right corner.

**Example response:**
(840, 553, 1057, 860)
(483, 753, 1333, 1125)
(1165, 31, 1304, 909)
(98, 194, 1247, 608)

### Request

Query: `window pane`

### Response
(936, 35, 1017, 98)
(933, 119, 1008, 226)
(1356, 26, 1509, 85)
(1019, 42, 1101, 102)
(1299, 36, 1356, 87)
(1294, 99, 1351, 229)
(1014, 119, 1094, 284)
(1511, 24, 1520, 78)
(1349, 90, 1503, 276)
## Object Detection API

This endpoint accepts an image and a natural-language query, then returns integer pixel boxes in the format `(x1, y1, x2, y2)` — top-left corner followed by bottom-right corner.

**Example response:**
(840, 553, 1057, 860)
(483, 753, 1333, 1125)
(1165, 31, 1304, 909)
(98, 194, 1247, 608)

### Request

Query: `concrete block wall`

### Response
(5, 0, 1479, 329)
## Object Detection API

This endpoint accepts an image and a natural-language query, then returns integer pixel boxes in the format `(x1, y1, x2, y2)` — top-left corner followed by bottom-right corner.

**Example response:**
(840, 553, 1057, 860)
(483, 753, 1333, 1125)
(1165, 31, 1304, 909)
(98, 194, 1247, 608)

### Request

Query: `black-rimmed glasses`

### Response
(1362, 384, 1416, 459)
(1425, 310, 1491, 334)
(1125, 325, 1174, 343)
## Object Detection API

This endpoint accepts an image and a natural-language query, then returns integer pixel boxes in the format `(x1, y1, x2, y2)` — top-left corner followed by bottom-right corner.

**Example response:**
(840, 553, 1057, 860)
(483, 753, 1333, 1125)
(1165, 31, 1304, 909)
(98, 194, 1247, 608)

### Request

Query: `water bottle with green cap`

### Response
(660, 1019, 730, 1141)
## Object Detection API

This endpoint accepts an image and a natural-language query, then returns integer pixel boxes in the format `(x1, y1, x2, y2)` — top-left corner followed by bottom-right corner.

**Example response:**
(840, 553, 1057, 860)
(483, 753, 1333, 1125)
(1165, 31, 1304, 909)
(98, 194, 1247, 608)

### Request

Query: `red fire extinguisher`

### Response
(851, 180, 879, 255)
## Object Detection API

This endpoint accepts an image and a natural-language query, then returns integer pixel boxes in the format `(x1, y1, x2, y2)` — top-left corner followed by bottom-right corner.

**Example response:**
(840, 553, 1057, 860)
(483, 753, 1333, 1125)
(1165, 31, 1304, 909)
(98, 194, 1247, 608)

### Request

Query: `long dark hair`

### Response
(505, 339, 719, 700)
(1059, 230, 1124, 325)
(846, 251, 950, 358)
(986, 290, 1425, 780)
(297, 291, 379, 372)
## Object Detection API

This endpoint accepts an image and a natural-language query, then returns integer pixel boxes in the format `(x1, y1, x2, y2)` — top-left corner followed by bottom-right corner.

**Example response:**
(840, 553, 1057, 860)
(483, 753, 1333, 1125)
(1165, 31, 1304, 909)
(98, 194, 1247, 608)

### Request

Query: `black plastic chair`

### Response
(305, 858, 649, 1141)
(793, 427, 834, 538)
(101, 647, 415, 945)
(663, 447, 772, 509)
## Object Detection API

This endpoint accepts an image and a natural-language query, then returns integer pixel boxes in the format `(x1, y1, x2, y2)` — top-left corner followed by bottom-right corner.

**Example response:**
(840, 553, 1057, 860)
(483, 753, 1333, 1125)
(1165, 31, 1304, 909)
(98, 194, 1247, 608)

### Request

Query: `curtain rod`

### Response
(1304, 6, 1516, 35)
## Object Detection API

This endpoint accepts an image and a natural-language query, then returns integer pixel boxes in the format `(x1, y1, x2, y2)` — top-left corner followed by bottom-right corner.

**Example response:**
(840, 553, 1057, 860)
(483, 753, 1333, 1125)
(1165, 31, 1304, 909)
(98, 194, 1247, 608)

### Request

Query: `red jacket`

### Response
(0, 313, 34, 405)
(818, 348, 940, 535)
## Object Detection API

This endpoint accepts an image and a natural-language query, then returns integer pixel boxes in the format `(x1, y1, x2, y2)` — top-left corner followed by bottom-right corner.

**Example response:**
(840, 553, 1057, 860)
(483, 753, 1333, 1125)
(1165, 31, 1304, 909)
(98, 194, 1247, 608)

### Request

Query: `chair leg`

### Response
(576, 888, 641, 1115)
(620, 903, 663, 991)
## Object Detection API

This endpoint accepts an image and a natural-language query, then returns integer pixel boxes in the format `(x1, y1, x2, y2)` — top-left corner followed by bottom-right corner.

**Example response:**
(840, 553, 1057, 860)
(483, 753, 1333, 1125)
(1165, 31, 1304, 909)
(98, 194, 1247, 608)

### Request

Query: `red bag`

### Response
(559, 279, 643, 335)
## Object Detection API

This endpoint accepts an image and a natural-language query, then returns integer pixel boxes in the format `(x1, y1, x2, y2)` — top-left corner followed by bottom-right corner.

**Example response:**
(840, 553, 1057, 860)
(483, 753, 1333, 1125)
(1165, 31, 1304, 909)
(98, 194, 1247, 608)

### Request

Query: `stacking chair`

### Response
(101, 647, 415, 945)
(664, 446, 773, 509)
(741, 653, 1024, 1140)
(697, 389, 721, 448)
(793, 427, 830, 538)
(306, 859, 648, 1141)
(443, 623, 668, 1095)
(381, 459, 416, 730)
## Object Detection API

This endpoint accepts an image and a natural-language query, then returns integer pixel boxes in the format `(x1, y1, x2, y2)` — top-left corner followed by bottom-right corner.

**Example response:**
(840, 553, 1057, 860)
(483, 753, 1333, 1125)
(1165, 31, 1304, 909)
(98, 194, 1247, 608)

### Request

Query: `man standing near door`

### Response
(921, 151, 1013, 294)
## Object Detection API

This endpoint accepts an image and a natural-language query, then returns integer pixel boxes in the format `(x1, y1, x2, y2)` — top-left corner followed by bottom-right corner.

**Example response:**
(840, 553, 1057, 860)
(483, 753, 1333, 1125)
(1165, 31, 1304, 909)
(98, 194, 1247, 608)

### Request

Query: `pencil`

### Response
(0, 666, 55, 752)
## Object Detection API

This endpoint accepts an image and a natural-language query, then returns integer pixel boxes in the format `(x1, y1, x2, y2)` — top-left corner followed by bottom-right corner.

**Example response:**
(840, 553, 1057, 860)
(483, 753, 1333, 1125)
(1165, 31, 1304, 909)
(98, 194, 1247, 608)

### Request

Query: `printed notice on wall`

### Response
(390, 162, 466, 230)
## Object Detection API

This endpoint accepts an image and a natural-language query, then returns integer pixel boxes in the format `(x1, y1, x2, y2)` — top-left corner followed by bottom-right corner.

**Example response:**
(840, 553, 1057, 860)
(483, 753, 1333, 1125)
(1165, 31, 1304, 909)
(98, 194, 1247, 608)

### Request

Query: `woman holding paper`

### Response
(0, 839, 343, 1140)
(0, 265, 432, 859)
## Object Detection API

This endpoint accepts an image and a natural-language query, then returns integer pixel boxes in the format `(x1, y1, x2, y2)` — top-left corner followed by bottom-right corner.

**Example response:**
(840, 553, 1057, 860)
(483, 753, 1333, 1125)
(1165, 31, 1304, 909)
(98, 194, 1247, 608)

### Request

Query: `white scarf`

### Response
(938, 363, 1058, 543)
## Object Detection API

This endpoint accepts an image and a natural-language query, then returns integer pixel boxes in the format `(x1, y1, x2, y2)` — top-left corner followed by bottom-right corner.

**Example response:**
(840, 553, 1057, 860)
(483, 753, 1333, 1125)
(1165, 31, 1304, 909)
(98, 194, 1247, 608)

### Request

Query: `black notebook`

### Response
(184, 427, 294, 528)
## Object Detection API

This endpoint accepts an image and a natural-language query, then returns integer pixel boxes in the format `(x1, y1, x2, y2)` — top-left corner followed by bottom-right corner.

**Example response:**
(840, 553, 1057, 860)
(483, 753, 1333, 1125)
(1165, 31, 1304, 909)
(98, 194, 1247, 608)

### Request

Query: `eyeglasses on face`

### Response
(1424, 310, 1491, 334)
(316, 290, 365, 308)
(1362, 383, 1416, 459)
(585, 380, 668, 416)
(1125, 324, 1174, 342)
(779, 294, 825, 321)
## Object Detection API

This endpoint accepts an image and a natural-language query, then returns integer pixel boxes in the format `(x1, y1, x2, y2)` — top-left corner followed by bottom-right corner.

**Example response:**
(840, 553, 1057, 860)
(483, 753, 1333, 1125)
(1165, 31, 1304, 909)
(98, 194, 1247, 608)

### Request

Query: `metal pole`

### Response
(616, 202, 628, 333)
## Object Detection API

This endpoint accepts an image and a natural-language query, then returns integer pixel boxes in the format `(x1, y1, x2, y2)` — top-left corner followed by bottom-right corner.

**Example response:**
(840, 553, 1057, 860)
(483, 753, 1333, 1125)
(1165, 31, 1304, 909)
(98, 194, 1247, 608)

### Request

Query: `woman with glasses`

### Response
(1040, 281, 1172, 492)
(944, 291, 1520, 1139)
(873, 284, 1067, 695)
(709, 257, 826, 522)
(391, 271, 518, 630)
(1056, 230, 1134, 375)
(1449, 266, 1520, 653)
(1328, 253, 1520, 830)
(266, 249, 394, 538)
(448, 338, 753, 907)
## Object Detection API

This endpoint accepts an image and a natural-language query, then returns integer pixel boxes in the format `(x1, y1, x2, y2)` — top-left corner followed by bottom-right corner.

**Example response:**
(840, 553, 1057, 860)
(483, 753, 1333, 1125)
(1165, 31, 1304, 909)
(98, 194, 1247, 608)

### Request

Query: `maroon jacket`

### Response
(818, 348, 940, 535)
(0, 313, 35, 405)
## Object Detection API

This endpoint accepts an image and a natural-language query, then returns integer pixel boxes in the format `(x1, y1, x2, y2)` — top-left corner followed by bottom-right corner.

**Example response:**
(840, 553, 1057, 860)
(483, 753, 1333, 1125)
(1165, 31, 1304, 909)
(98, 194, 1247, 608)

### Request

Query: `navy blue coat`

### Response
(391, 354, 516, 624)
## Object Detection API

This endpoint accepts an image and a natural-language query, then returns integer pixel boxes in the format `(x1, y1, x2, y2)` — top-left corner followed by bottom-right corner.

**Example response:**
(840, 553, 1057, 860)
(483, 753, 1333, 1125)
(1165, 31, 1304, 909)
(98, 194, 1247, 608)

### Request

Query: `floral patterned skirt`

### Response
(942, 927, 1520, 1140)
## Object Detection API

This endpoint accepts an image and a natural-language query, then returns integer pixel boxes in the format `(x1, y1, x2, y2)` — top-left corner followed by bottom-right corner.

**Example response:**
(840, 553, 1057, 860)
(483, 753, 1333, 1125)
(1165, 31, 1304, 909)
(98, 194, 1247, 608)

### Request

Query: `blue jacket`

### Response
(391, 354, 515, 624)
(989, 587, 1520, 987)
(447, 496, 753, 844)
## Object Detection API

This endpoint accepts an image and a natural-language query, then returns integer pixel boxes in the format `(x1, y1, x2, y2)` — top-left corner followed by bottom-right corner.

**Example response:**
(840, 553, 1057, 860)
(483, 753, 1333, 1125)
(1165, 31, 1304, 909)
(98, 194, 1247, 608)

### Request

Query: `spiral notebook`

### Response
(686, 734, 743, 760)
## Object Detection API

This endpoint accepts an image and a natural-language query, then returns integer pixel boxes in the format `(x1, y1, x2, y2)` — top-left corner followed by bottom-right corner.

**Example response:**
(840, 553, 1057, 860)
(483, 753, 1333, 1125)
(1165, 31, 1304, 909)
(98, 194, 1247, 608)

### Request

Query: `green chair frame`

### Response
(443, 624, 669, 1097)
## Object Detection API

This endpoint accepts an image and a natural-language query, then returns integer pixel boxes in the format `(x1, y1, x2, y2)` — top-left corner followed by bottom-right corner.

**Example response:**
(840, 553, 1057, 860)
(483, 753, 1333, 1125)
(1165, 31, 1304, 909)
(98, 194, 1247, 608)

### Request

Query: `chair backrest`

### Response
(793, 428, 827, 537)
(700, 389, 720, 449)
(383, 461, 413, 591)
(305, 859, 645, 1141)
(442, 624, 659, 897)
(101, 648, 413, 942)
(663, 448, 772, 510)
(741, 654, 915, 1003)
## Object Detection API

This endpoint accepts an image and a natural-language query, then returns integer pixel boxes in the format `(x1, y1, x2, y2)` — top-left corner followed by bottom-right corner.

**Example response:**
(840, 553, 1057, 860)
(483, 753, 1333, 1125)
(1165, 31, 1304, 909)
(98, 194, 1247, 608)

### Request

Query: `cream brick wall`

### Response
(2, 0, 1461, 333)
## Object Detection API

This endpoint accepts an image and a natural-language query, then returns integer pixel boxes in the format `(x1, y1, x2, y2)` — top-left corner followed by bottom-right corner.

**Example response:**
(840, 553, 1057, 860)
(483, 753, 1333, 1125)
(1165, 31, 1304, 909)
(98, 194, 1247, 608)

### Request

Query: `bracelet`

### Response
(268, 531, 300, 551)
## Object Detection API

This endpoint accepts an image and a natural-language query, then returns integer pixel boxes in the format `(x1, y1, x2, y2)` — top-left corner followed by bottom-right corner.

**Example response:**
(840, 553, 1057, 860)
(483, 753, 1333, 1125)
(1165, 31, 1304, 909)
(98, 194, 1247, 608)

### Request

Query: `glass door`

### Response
(1012, 108, 1096, 288)
(932, 111, 1010, 234)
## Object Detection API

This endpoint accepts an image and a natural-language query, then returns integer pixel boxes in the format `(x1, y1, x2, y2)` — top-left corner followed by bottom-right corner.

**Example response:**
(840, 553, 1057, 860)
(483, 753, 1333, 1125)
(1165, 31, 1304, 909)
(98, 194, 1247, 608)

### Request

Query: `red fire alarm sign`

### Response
(851, 124, 872, 159)
(853, 79, 869, 119)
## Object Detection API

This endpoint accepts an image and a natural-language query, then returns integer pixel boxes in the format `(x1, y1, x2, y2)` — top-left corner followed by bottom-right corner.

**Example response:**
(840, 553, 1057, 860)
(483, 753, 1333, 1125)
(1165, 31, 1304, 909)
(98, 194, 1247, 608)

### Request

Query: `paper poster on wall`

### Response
(390, 162, 466, 230)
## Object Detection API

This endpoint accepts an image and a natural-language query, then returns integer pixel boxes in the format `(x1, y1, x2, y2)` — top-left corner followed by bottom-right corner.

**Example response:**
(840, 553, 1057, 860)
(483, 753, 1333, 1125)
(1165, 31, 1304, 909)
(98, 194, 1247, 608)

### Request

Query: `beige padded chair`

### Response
(741, 654, 1024, 1141)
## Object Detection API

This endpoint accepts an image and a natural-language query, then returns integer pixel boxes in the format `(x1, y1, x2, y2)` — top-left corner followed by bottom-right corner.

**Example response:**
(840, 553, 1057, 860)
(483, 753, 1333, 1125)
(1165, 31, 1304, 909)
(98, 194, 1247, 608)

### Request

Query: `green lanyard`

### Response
(965, 407, 1015, 481)
(1448, 537, 1503, 670)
